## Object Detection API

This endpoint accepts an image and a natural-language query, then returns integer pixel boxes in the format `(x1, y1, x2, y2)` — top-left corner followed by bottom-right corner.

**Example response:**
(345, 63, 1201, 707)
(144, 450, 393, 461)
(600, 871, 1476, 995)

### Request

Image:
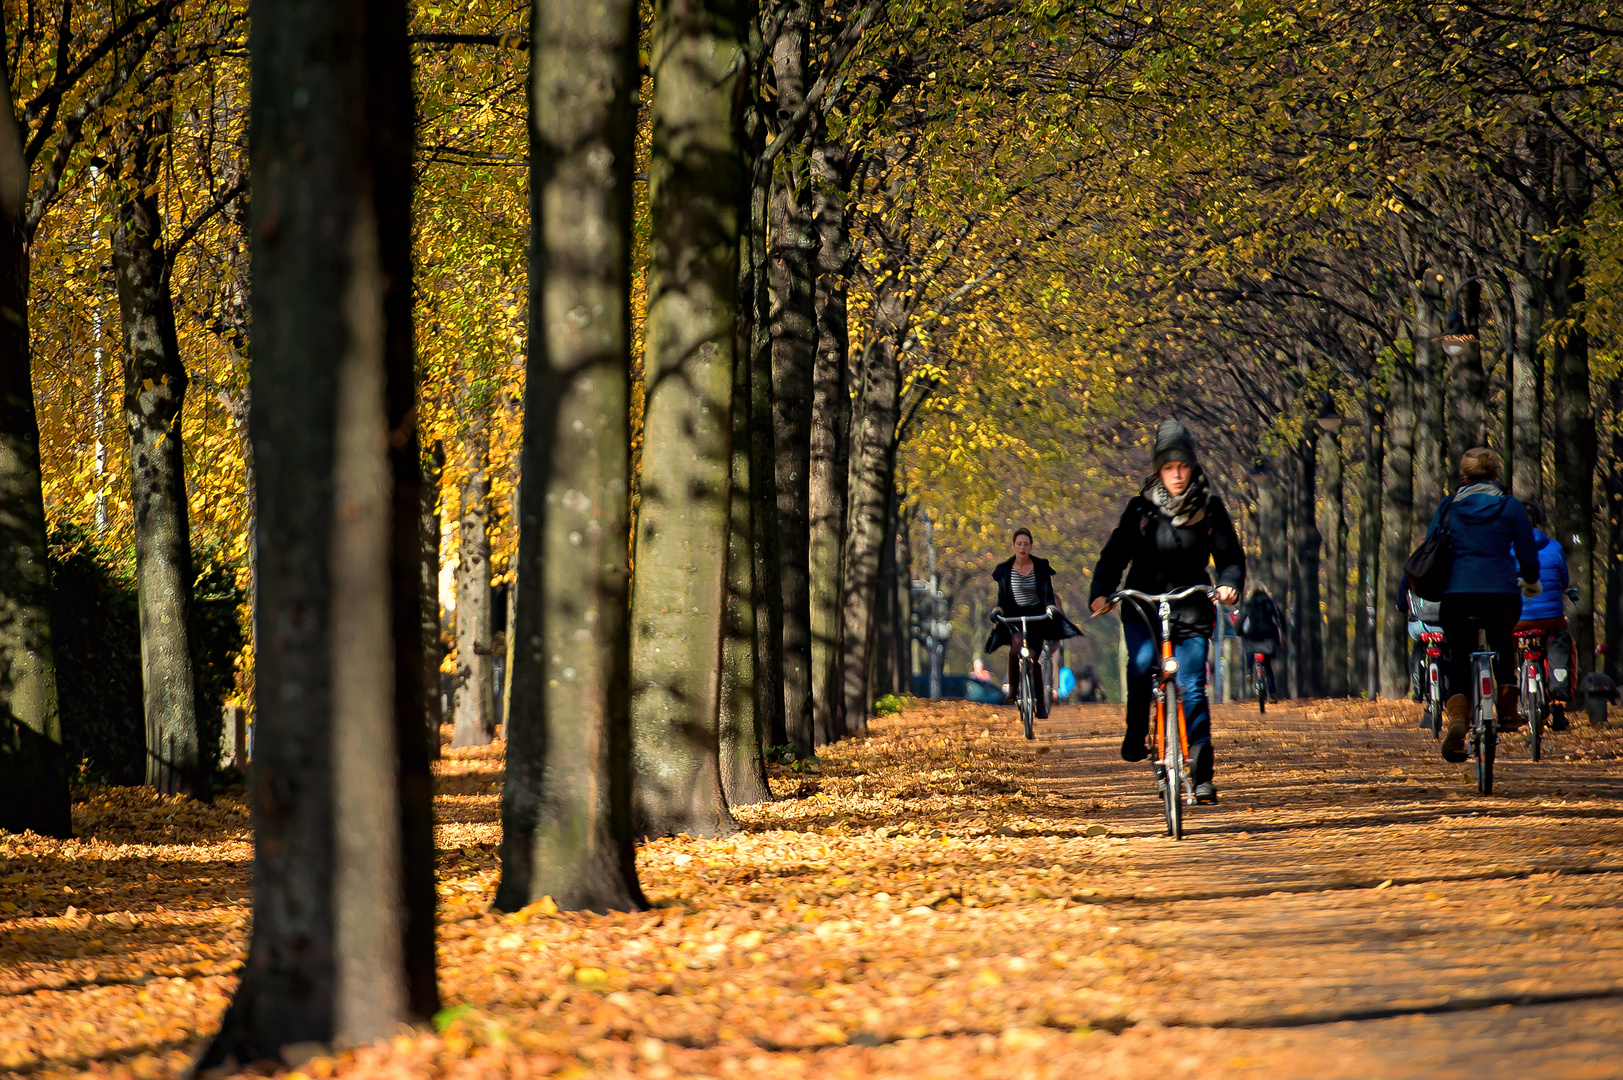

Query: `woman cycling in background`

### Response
(1089, 420, 1244, 803)
(1517, 503, 1574, 732)
(986, 528, 1081, 718)
(1423, 448, 1541, 763)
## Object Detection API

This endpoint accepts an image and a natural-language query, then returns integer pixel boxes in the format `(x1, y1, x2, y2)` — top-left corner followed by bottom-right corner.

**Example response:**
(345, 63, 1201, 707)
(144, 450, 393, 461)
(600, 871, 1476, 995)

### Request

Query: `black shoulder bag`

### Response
(1405, 496, 1456, 601)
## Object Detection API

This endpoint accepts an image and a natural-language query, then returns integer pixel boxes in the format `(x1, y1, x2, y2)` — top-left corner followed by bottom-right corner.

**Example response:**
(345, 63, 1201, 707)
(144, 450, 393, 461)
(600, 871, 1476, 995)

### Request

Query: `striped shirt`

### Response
(1011, 569, 1040, 608)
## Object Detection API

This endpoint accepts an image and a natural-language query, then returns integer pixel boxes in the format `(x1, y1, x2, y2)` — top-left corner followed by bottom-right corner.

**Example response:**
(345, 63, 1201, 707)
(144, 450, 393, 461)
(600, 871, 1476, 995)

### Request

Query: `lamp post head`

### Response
(1315, 392, 1344, 434)
(1433, 309, 1477, 359)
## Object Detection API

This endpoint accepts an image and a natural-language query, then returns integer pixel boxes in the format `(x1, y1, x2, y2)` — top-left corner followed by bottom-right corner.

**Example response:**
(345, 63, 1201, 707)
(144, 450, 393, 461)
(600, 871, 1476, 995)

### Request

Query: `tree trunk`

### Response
(493, 0, 645, 915)
(1447, 277, 1487, 467)
(766, 0, 817, 761)
(1353, 392, 1383, 697)
(0, 42, 68, 840)
(1292, 435, 1324, 696)
(1255, 462, 1290, 695)
(1606, 378, 1623, 681)
(745, 153, 785, 752)
(807, 129, 850, 747)
(1380, 357, 1417, 699)
(873, 500, 895, 699)
(1509, 268, 1545, 503)
(892, 494, 913, 695)
(198, 0, 433, 1057)
(1321, 425, 1347, 697)
(840, 293, 904, 733)
(452, 411, 494, 748)
(421, 441, 444, 760)
(1549, 226, 1596, 671)
(1412, 280, 1448, 511)
(111, 108, 209, 800)
(628, 0, 747, 840)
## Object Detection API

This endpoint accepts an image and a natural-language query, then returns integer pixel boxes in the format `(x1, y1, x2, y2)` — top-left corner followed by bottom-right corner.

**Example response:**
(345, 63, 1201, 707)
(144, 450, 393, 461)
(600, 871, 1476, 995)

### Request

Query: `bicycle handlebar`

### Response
(990, 607, 1059, 627)
(1108, 585, 1217, 606)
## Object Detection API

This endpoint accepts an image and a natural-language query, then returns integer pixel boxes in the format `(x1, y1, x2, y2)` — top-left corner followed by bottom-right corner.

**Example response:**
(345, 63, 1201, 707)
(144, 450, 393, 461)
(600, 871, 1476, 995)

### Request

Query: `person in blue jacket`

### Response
(1423, 448, 1541, 763)
(1516, 504, 1574, 731)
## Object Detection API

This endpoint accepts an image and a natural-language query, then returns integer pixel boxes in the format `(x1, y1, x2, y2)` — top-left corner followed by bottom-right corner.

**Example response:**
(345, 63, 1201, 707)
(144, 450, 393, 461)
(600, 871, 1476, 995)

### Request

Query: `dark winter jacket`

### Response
(1238, 592, 1283, 646)
(985, 555, 1083, 652)
(1423, 483, 1538, 595)
(1088, 492, 1246, 641)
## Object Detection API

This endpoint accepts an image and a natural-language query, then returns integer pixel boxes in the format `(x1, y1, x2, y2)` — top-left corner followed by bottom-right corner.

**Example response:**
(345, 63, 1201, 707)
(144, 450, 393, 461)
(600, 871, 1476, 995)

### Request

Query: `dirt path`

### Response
(1007, 697, 1623, 1076)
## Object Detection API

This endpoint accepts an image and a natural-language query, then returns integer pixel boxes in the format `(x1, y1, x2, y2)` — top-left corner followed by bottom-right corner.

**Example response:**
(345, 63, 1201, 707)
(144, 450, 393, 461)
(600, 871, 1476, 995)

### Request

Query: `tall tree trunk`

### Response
(873, 501, 895, 699)
(1292, 435, 1324, 695)
(421, 441, 444, 760)
(1549, 207, 1596, 672)
(493, 0, 645, 915)
(1380, 357, 1417, 699)
(1412, 283, 1448, 511)
(1255, 462, 1290, 695)
(840, 294, 905, 735)
(892, 494, 913, 695)
(452, 411, 494, 748)
(1606, 378, 1623, 681)
(198, 0, 434, 1057)
(111, 107, 208, 800)
(1510, 268, 1545, 504)
(1353, 391, 1383, 696)
(0, 40, 68, 840)
(745, 150, 785, 751)
(628, 0, 747, 840)
(807, 128, 850, 747)
(767, 0, 817, 759)
(1321, 425, 1347, 696)
(1447, 276, 1487, 467)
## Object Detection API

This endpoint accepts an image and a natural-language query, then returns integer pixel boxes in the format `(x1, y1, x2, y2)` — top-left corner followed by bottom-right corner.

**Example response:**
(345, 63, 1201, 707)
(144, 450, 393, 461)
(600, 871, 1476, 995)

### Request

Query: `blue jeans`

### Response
(1124, 618, 1212, 749)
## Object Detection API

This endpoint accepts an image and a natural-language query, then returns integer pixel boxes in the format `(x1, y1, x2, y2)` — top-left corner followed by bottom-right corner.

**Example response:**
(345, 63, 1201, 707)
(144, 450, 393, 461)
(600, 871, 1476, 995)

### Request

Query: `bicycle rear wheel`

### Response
(1163, 683, 1183, 839)
(1529, 683, 1544, 762)
(1476, 722, 1496, 795)
(1019, 665, 1035, 740)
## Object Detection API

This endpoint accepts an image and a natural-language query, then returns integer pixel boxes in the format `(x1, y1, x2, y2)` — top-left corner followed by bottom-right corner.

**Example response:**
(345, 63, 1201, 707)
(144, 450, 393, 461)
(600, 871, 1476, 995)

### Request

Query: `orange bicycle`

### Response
(1109, 585, 1215, 839)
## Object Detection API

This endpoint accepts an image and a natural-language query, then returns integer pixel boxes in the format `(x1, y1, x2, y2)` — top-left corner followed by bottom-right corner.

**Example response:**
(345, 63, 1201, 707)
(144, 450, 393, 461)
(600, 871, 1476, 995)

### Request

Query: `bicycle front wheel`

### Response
(1164, 683, 1183, 839)
(1020, 665, 1035, 741)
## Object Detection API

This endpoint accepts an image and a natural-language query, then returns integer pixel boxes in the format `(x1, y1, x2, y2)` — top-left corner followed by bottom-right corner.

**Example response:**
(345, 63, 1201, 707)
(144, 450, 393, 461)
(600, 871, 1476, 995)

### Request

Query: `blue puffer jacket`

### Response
(1424, 483, 1539, 594)
(1521, 530, 1570, 620)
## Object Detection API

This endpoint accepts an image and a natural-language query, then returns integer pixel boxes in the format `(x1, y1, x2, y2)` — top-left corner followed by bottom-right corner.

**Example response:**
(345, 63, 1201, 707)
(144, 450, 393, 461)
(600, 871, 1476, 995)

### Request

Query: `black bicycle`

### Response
(1251, 649, 1268, 714)
(991, 608, 1058, 740)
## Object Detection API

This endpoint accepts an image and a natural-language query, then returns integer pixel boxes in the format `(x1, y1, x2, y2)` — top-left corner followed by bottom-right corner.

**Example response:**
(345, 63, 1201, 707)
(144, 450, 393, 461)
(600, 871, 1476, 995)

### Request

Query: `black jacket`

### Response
(985, 555, 1083, 652)
(1088, 493, 1246, 640)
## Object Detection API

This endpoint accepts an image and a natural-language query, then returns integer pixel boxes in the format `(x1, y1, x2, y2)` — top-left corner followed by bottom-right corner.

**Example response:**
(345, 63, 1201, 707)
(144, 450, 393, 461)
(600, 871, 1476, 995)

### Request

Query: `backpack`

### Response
(1405, 497, 1455, 601)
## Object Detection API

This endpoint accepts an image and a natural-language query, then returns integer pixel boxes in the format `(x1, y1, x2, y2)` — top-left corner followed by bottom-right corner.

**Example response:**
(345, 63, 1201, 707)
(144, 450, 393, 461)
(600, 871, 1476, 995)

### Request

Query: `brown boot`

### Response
(1441, 694, 1470, 763)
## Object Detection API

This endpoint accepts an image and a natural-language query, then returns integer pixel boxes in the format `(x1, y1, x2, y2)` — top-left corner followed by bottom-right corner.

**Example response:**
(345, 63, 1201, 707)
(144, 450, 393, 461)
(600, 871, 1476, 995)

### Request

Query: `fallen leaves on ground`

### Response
(3, 699, 1621, 1079)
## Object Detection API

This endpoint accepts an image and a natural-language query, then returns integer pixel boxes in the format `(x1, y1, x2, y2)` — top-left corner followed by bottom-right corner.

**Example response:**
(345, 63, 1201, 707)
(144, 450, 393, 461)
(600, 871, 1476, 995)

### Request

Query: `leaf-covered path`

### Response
(2, 699, 1621, 1078)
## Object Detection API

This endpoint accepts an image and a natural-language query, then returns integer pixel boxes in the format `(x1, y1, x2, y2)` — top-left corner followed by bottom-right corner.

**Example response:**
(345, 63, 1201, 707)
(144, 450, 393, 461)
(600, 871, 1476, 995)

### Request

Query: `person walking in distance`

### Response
(1089, 420, 1244, 802)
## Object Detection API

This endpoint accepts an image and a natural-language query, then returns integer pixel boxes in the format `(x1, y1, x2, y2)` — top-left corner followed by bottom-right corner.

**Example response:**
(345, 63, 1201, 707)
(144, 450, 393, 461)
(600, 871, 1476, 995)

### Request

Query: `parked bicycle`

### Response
(990, 608, 1058, 741)
(1106, 584, 1216, 839)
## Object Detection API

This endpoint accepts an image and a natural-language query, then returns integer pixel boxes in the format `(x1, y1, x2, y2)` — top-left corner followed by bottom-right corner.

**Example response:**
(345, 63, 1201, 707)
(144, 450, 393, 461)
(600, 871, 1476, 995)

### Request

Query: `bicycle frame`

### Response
(991, 610, 1057, 739)
(1470, 629, 1498, 794)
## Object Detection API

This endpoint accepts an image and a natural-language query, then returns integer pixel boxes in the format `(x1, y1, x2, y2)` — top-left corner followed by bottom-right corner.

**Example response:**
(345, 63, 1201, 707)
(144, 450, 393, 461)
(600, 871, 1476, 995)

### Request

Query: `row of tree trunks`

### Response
(1352, 390, 1383, 696)
(1254, 459, 1290, 694)
(1290, 435, 1324, 697)
(1320, 425, 1347, 697)
(492, 0, 645, 915)
(200, 0, 437, 1058)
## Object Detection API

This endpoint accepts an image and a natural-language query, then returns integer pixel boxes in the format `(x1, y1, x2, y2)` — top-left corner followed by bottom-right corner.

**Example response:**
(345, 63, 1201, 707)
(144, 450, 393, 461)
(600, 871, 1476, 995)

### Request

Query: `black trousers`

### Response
(1439, 592, 1522, 716)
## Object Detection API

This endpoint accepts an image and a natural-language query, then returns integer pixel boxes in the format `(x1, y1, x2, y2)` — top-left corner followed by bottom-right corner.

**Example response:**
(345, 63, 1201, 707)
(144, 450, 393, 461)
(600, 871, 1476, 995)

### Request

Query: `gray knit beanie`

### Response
(1151, 419, 1198, 472)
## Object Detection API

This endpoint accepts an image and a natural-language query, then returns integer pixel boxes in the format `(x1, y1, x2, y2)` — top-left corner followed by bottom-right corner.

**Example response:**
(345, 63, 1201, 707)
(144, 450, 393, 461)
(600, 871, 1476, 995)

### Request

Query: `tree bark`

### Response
(1292, 435, 1324, 696)
(421, 441, 445, 760)
(840, 292, 905, 733)
(1447, 277, 1487, 467)
(1321, 425, 1347, 697)
(1549, 211, 1596, 670)
(1411, 279, 1448, 511)
(452, 410, 494, 748)
(1380, 357, 1417, 699)
(198, 0, 433, 1058)
(112, 106, 209, 801)
(807, 128, 850, 747)
(0, 38, 68, 841)
(1607, 378, 1623, 682)
(628, 0, 747, 840)
(1353, 391, 1383, 697)
(493, 0, 645, 914)
(1509, 268, 1545, 504)
(892, 494, 913, 695)
(1255, 461, 1290, 696)
(767, 0, 817, 760)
